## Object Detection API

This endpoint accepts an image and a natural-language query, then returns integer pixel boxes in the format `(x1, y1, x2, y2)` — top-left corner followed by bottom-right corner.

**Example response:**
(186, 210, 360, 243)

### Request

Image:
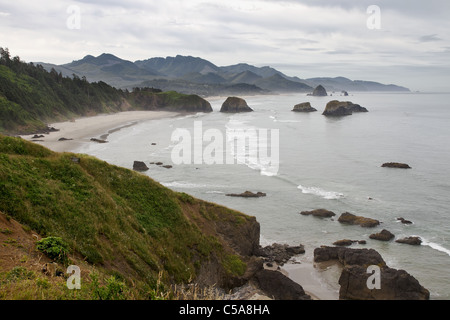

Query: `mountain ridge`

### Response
(36, 53, 410, 95)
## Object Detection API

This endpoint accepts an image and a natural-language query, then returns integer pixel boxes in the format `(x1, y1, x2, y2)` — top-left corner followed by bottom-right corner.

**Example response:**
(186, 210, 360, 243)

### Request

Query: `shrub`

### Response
(36, 236, 70, 264)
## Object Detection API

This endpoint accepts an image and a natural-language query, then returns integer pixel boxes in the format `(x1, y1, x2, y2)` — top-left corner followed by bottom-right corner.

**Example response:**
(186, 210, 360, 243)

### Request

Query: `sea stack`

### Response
(322, 100, 368, 117)
(220, 97, 253, 113)
(308, 85, 328, 97)
(292, 102, 317, 112)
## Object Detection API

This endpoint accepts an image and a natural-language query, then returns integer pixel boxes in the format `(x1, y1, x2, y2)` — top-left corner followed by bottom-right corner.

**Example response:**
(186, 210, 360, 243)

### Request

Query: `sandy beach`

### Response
(20, 111, 181, 153)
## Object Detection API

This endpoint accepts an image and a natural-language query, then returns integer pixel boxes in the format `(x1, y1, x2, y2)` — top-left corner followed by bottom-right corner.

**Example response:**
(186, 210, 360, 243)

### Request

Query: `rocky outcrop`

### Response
(338, 212, 380, 228)
(339, 265, 429, 300)
(90, 138, 108, 143)
(256, 243, 305, 265)
(322, 100, 368, 117)
(292, 102, 317, 112)
(369, 229, 395, 241)
(397, 217, 413, 225)
(254, 269, 311, 300)
(300, 209, 336, 218)
(133, 161, 149, 172)
(226, 191, 266, 198)
(220, 97, 253, 113)
(396, 237, 422, 246)
(314, 246, 385, 267)
(308, 85, 328, 97)
(314, 246, 430, 300)
(333, 239, 366, 246)
(382, 162, 411, 169)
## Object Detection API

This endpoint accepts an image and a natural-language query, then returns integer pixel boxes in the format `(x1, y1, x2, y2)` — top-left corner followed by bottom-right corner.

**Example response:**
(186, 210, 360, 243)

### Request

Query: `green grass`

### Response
(0, 136, 254, 298)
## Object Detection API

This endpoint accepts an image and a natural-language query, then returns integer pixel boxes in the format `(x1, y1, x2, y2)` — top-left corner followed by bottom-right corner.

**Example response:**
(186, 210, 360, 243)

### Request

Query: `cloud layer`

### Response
(1, 0, 449, 91)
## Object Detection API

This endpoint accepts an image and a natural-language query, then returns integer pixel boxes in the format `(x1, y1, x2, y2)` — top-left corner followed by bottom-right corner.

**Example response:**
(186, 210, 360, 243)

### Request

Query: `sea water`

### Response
(76, 92, 450, 299)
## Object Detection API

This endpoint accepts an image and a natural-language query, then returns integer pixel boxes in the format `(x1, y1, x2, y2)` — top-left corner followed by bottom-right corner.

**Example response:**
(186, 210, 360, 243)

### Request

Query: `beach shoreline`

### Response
(20, 111, 183, 153)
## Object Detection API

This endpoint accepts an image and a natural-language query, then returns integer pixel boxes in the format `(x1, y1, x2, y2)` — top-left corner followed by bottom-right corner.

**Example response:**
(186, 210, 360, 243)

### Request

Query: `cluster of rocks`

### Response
(255, 243, 305, 266)
(300, 210, 421, 247)
(291, 85, 369, 116)
(133, 161, 173, 171)
(313, 246, 430, 300)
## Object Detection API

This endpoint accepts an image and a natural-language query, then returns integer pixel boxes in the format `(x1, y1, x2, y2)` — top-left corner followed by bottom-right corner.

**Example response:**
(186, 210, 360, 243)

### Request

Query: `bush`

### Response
(36, 236, 70, 264)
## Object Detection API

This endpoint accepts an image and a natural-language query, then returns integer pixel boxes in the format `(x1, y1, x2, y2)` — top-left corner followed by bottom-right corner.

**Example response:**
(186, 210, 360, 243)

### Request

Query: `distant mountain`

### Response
(226, 71, 263, 84)
(254, 74, 312, 92)
(37, 54, 410, 95)
(135, 55, 219, 77)
(305, 77, 410, 92)
(38, 53, 160, 88)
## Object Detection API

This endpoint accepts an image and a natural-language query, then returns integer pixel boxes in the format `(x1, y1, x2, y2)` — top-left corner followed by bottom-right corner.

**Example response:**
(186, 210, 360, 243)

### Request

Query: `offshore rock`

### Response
(300, 209, 336, 218)
(382, 162, 411, 169)
(322, 100, 368, 116)
(226, 191, 266, 198)
(396, 237, 422, 246)
(292, 102, 317, 112)
(308, 85, 328, 97)
(369, 229, 395, 241)
(133, 161, 149, 172)
(220, 97, 253, 113)
(338, 212, 380, 228)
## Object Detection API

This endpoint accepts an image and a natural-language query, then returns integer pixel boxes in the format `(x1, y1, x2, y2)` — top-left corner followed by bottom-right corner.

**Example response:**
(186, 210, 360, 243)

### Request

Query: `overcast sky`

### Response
(1, 0, 449, 92)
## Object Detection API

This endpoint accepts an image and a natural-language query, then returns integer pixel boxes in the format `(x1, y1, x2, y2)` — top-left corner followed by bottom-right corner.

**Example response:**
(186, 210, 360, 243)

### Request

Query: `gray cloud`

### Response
(0, 0, 449, 91)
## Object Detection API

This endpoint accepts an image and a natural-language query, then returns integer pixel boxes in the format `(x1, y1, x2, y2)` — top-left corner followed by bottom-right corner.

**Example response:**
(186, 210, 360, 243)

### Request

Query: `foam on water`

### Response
(297, 185, 344, 200)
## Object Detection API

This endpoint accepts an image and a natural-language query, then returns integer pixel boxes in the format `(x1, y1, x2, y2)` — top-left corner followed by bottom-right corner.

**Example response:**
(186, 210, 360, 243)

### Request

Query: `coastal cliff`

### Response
(0, 135, 257, 299)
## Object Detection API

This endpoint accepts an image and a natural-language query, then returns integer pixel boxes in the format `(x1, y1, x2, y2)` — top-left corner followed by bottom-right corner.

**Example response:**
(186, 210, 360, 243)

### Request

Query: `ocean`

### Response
(75, 92, 450, 300)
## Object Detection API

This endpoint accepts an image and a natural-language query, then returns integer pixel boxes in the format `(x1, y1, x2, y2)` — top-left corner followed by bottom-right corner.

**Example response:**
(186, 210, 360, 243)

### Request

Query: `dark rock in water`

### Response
(226, 191, 266, 198)
(58, 137, 73, 141)
(254, 269, 311, 300)
(256, 243, 305, 265)
(338, 212, 380, 228)
(339, 265, 430, 300)
(333, 239, 355, 247)
(155, 162, 163, 166)
(333, 239, 367, 247)
(32, 134, 45, 139)
(396, 237, 422, 246)
(314, 246, 430, 300)
(90, 138, 108, 143)
(292, 102, 317, 112)
(162, 165, 173, 169)
(133, 161, 149, 172)
(346, 103, 368, 113)
(314, 246, 386, 267)
(369, 229, 395, 241)
(397, 217, 413, 225)
(300, 209, 336, 218)
(382, 162, 411, 169)
(342, 90, 349, 96)
(322, 100, 368, 116)
(220, 97, 253, 113)
(308, 85, 328, 97)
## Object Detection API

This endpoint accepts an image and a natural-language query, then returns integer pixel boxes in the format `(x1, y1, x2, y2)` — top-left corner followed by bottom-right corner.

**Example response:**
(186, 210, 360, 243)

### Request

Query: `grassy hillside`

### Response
(0, 135, 257, 299)
(0, 48, 211, 135)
